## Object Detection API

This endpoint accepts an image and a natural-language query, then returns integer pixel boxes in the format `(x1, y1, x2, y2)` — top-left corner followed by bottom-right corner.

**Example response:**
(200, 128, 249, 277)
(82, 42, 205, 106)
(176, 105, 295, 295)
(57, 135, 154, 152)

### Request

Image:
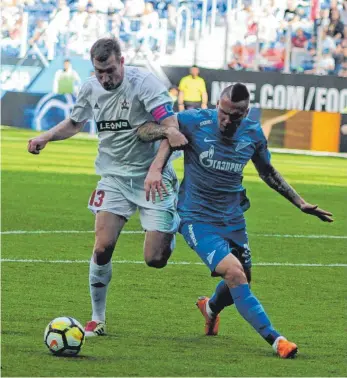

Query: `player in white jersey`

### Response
(28, 38, 188, 337)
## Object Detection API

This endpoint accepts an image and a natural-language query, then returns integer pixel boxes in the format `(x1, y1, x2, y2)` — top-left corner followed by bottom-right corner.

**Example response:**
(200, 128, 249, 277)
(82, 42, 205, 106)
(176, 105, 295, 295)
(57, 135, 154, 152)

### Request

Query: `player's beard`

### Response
(103, 80, 121, 91)
(102, 70, 124, 91)
(221, 121, 241, 137)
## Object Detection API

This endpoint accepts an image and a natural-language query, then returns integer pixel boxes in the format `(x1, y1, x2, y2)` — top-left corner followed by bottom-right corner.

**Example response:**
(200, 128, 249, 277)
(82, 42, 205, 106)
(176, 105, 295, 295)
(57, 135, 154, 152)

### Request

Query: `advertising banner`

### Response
(163, 67, 347, 113)
(0, 91, 95, 133)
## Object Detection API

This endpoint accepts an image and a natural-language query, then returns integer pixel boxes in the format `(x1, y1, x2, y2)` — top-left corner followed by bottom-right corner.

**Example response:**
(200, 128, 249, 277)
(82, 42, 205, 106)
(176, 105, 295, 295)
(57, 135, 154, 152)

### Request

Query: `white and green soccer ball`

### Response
(44, 317, 85, 356)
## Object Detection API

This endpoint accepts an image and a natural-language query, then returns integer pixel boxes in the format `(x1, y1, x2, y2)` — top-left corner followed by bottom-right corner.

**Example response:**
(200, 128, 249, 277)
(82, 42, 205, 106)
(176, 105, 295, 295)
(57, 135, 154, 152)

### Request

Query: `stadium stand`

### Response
(1, 0, 346, 75)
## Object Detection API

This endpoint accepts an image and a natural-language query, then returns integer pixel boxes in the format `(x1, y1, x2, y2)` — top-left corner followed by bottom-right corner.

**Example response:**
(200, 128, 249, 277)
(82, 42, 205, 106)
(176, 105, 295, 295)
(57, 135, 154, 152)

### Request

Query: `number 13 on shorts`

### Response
(89, 190, 105, 208)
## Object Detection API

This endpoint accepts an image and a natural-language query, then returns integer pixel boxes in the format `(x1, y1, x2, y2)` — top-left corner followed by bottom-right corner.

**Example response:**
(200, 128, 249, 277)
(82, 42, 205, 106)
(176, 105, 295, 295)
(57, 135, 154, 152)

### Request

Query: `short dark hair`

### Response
(90, 38, 122, 62)
(221, 83, 250, 103)
(64, 59, 70, 63)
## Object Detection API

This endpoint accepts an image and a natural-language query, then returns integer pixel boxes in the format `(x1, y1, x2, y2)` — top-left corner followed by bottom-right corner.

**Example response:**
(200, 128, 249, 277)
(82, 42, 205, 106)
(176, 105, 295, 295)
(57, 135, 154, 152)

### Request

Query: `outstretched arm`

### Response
(137, 115, 188, 202)
(28, 118, 86, 154)
(137, 116, 187, 147)
(253, 160, 333, 222)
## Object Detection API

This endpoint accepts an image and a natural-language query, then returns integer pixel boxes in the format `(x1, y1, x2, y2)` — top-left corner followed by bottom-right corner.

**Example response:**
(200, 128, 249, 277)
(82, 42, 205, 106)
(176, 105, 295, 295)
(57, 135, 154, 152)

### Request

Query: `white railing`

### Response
(210, 0, 217, 34)
(175, 5, 192, 50)
(19, 11, 29, 58)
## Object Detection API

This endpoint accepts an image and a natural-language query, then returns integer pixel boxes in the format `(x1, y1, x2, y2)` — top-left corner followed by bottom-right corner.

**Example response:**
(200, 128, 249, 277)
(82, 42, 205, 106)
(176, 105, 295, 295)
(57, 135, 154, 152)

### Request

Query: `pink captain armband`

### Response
(151, 103, 174, 122)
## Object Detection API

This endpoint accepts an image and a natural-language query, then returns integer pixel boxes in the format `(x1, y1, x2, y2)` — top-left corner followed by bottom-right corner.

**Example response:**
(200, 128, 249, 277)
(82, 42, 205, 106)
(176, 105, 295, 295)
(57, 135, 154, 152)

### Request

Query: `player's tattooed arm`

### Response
(137, 117, 188, 148)
(136, 122, 168, 142)
(254, 161, 333, 222)
(257, 163, 304, 207)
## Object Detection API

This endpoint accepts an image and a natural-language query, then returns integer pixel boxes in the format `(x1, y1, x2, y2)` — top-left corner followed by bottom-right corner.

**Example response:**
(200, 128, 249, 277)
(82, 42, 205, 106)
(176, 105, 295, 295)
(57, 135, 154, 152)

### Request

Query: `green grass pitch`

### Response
(1, 127, 347, 377)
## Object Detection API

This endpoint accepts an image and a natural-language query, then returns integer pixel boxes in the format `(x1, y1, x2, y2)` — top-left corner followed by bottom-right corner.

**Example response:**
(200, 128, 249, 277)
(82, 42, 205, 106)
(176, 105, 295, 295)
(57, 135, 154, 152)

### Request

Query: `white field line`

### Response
(0, 258, 346, 267)
(1, 230, 347, 239)
(3, 133, 347, 158)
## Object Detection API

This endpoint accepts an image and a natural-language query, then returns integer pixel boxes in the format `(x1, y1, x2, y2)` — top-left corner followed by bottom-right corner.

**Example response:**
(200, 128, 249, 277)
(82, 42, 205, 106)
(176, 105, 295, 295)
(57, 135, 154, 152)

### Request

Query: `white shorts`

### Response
(88, 168, 180, 234)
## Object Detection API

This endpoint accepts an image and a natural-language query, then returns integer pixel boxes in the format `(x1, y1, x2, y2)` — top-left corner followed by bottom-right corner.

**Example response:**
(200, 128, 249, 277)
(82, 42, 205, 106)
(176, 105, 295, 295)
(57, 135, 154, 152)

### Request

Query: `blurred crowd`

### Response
(1, 0, 181, 58)
(1, 0, 346, 77)
(227, 0, 347, 77)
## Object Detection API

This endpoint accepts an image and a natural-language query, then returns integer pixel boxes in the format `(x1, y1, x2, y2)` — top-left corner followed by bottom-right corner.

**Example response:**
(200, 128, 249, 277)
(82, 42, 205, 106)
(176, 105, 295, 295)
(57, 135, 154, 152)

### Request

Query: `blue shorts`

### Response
(179, 222, 251, 274)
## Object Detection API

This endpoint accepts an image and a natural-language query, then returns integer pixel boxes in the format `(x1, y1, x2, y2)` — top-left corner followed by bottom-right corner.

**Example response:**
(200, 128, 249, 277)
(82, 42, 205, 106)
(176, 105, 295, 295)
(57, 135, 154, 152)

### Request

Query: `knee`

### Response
(223, 264, 248, 287)
(145, 255, 168, 269)
(93, 242, 115, 265)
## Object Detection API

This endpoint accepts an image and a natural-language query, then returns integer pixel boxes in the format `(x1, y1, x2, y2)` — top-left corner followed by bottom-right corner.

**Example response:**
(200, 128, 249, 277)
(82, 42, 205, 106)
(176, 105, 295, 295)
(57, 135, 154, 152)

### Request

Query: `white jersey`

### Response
(70, 66, 173, 178)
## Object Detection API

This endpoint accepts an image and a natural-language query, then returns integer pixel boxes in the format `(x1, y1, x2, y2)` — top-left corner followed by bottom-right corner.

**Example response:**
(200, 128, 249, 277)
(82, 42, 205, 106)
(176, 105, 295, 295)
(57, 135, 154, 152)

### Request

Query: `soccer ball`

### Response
(44, 317, 85, 356)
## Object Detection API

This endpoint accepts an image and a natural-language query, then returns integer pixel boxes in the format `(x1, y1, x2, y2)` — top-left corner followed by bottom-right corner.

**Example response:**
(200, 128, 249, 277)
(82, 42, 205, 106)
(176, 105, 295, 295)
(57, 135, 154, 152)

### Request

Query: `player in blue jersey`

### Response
(136, 83, 333, 358)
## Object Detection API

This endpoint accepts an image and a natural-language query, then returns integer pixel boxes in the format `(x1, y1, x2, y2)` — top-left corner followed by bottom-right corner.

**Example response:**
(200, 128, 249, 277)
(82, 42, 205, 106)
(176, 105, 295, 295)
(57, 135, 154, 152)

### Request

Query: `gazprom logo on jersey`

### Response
(199, 145, 245, 172)
(96, 119, 132, 132)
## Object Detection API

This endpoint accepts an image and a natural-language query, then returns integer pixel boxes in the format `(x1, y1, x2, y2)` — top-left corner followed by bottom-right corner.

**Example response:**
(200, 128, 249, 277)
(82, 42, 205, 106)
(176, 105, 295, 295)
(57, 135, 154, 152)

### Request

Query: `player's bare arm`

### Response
(28, 118, 86, 154)
(138, 116, 187, 202)
(137, 116, 188, 148)
(254, 161, 333, 222)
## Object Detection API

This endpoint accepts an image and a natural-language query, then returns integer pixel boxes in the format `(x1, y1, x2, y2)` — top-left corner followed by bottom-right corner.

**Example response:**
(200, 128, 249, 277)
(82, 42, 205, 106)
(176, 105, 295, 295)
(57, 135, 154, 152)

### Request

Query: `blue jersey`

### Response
(177, 109, 271, 229)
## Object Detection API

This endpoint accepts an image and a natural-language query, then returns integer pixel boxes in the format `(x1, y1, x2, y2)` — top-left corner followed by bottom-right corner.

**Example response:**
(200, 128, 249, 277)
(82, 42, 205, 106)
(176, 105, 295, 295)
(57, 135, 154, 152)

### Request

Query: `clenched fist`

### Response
(28, 135, 50, 155)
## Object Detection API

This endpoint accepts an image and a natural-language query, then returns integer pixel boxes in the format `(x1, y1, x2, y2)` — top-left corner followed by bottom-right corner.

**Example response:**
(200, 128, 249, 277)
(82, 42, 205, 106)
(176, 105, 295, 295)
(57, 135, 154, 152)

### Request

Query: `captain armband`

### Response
(151, 103, 174, 123)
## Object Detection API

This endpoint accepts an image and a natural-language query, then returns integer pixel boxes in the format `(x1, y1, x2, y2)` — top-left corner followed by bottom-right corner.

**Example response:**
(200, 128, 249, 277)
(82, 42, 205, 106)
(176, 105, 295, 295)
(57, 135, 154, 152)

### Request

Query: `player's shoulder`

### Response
(124, 65, 152, 86)
(78, 76, 98, 96)
(242, 111, 265, 140)
(178, 108, 216, 127)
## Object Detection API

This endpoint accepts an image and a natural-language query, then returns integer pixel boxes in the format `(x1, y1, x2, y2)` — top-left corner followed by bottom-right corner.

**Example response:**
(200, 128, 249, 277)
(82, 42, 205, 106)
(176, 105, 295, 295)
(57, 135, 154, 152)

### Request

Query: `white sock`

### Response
(89, 259, 112, 322)
(272, 336, 286, 352)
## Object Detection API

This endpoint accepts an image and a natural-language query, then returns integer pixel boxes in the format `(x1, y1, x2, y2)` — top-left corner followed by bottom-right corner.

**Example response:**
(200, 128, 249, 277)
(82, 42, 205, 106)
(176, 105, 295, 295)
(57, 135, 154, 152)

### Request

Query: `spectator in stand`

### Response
(283, 0, 299, 25)
(69, 5, 87, 36)
(53, 59, 81, 95)
(292, 28, 307, 48)
(306, 48, 335, 75)
(121, 0, 145, 18)
(228, 42, 256, 71)
(328, 9, 345, 40)
(178, 65, 208, 111)
(49, 0, 70, 37)
(321, 26, 337, 51)
(82, 6, 106, 49)
(329, 0, 340, 19)
(137, 2, 160, 51)
(259, 43, 285, 72)
(257, 7, 279, 46)
(335, 42, 347, 74)
(341, 0, 347, 25)
(314, 5, 330, 37)
(338, 60, 347, 77)
(29, 19, 49, 50)
(294, 4, 312, 30)
(301, 36, 317, 71)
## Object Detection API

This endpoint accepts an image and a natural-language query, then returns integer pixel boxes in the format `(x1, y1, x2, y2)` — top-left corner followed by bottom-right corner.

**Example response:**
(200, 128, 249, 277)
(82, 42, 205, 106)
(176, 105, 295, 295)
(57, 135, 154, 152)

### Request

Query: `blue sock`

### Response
(209, 280, 234, 314)
(230, 283, 280, 345)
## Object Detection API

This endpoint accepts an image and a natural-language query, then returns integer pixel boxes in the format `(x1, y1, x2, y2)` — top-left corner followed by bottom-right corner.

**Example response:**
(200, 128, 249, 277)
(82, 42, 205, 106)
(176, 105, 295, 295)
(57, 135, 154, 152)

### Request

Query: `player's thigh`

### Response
(94, 211, 127, 250)
(88, 177, 136, 253)
(138, 170, 180, 236)
(180, 223, 233, 274)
